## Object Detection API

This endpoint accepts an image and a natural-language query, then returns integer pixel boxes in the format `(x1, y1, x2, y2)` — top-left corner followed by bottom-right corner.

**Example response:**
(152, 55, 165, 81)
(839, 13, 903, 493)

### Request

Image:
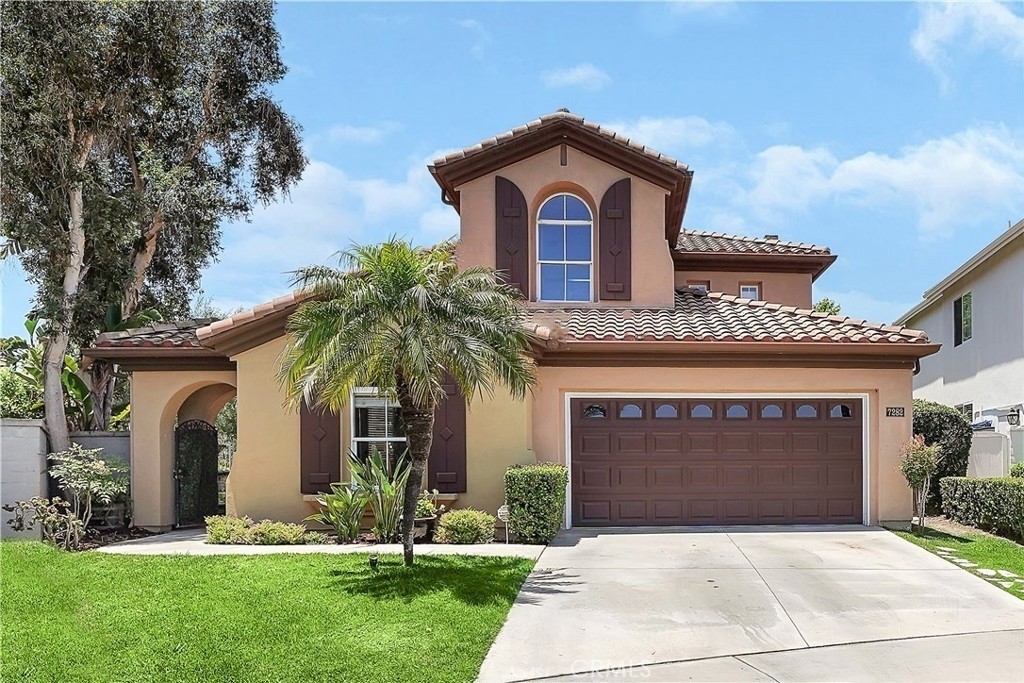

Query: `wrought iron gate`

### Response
(175, 419, 220, 527)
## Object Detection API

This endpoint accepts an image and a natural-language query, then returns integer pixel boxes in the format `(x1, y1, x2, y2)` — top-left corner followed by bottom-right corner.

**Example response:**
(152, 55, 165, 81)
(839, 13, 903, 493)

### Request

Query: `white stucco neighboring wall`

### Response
(900, 224, 1023, 427)
(0, 419, 48, 539)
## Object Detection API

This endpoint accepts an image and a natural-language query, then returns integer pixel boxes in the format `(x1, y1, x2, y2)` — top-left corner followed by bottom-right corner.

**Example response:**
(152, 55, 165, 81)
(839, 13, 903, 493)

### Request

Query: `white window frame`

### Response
(536, 192, 594, 303)
(350, 388, 406, 465)
(954, 291, 972, 346)
(687, 281, 710, 293)
(739, 283, 761, 300)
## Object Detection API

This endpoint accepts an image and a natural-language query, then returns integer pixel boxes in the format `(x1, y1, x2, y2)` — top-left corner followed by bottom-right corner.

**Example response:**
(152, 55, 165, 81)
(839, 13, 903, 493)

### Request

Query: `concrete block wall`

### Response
(0, 419, 48, 539)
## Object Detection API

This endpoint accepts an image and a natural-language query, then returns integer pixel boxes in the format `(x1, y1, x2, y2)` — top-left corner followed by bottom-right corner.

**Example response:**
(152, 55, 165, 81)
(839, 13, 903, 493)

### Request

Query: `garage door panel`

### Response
(571, 397, 862, 526)
(615, 466, 647, 488)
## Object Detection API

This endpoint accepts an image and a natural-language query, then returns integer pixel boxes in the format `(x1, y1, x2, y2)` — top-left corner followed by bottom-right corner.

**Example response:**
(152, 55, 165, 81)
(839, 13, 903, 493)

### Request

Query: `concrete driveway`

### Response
(477, 527, 1024, 682)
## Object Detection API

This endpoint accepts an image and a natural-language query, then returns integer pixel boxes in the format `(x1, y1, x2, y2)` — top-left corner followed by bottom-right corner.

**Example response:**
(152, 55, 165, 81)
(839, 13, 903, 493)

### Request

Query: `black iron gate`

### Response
(175, 419, 220, 527)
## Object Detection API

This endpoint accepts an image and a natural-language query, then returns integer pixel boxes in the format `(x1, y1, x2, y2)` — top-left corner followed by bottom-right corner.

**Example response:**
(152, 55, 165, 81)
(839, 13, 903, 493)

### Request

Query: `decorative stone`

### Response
(977, 568, 997, 576)
(936, 546, 957, 552)
(958, 562, 978, 568)
(998, 581, 1014, 588)
(997, 570, 1019, 578)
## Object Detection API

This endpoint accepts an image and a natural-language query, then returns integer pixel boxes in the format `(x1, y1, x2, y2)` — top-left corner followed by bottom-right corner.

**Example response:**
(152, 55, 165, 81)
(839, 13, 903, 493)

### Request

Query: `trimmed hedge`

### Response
(504, 463, 568, 544)
(205, 516, 329, 545)
(434, 509, 495, 544)
(939, 477, 1024, 539)
(1011, 462, 1024, 478)
(913, 399, 972, 506)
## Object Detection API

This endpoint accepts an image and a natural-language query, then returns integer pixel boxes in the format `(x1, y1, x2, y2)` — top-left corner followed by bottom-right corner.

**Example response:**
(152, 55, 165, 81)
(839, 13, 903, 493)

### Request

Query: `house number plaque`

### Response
(885, 407, 906, 418)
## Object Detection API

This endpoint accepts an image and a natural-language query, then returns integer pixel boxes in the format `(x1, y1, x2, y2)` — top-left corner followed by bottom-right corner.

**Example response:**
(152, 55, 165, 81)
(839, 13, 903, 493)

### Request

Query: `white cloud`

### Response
(325, 122, 401, 145)
(203, 154, 460, 301)
(541, 63, 612, 91)
(912, 1, 1024, 90)
(603, 116, 734, 152)
(745, 127, 1024, 239)
(455, 18, 492, 59)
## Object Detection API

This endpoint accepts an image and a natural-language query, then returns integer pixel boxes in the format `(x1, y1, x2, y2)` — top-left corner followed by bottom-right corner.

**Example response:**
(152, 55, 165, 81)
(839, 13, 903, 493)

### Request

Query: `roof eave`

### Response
(672, 251, 837, 280)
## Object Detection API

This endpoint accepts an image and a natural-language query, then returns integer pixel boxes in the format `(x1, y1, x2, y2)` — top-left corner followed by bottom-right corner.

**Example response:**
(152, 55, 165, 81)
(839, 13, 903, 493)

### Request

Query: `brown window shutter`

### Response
(599, 178, 632, 301)
(495, 176, 530, 297)
(300, 402, 341, 494)
(427, 379, 467, 493)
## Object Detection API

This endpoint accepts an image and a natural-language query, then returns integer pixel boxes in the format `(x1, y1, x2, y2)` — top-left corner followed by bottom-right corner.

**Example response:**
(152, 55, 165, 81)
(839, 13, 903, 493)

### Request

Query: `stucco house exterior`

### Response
(896, 219, 1023, 457)
(86, 111, 938, 532)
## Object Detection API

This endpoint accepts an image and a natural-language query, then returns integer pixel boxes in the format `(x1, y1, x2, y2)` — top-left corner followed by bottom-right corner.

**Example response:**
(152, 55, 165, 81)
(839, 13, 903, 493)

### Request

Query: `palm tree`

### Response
(279, 239, 536, 565)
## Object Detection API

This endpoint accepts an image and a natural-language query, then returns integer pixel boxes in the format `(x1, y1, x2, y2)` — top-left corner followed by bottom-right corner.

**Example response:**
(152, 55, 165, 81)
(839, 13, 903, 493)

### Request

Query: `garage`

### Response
(570, 397, 864, 526)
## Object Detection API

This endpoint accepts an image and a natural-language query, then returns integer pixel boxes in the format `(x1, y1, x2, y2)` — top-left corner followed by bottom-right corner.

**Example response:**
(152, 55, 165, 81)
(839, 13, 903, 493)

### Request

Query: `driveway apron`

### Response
(477, 526, 1024, 682)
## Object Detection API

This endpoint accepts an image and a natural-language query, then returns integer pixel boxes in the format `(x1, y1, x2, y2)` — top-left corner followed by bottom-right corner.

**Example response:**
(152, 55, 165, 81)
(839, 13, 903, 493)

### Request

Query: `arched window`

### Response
(796, 404, 818, 419)
(537, 194, 592, 302)
(690, 403, 714, 419)
(760, 404, 783, 419)
(582, 404, 607, 419)
(655, 403, 679, 419)
(726, 404, 749, 419)
(619, 403, 643, 419)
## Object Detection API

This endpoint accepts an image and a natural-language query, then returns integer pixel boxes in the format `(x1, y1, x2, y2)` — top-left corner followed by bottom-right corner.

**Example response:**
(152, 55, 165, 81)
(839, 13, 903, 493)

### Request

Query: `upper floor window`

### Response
(537, 194, 592, 302)
(955, 402, 974, 421)
(739, 282, 761, 300)
(687, 281, 710, 293)
(954, 292, 972, 347)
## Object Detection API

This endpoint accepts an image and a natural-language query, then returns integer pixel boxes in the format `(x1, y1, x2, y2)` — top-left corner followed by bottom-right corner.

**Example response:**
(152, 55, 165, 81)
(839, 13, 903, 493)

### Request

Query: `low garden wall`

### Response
(0, 419, 47, 539)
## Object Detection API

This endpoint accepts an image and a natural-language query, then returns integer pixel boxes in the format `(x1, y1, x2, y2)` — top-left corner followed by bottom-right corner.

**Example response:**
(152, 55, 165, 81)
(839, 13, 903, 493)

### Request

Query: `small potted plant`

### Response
(414, 489, 445, 542)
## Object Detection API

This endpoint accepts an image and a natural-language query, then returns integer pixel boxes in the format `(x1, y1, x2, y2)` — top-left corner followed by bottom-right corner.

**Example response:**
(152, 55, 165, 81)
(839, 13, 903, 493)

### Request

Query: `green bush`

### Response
(304, 483, 368, 543)
(0, 367, 42, 419)
(204, 515, 328, 545)
(940, 477, 1024, 539)
(504, 463, 568, 544)
(1011, 462, 1024, 478)
(434, 509, 495, 544)
(913, 399, 972, 506)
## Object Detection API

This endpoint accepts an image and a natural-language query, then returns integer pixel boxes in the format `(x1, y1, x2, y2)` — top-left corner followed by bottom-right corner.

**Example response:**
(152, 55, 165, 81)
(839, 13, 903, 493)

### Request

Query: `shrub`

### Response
(434, 509, 495, 544)
(348, 448, 409, 543)
(1011, 462, 1024, 478)
(0, 367, 42, 419)
(302, 531, 331, 544)
(305, 483, 368, 543)
(416, 488, 443, 518)
(1, 496, 84, 550)
(48, 444, 129, 528)
(898, 436, 941, 533)
(940, 477, 1024, 539)
(504, 463, 568, 544)
(204, 516, 321, 545)
(913, 399, 972, 506)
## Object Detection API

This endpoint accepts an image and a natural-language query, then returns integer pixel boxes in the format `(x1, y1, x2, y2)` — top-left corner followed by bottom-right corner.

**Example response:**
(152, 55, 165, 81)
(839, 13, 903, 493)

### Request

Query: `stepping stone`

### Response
(937, 546, 957, 552)
(997, 570, 1019, 578)
(977, 568, 997, 576)
(959, 562, 978, 568)
(998, 581, 1014, 588)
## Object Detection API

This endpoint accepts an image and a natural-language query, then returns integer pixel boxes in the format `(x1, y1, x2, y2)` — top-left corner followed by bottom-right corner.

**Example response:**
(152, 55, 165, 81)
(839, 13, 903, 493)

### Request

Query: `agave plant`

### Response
(304, 483, 369, 543)
(348, 448, 410, 543)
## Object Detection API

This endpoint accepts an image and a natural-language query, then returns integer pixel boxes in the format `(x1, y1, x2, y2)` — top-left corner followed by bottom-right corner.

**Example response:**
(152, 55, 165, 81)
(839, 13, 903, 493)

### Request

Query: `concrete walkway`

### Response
(477, 526, 1024, 682)
(97, 527, 543, 560)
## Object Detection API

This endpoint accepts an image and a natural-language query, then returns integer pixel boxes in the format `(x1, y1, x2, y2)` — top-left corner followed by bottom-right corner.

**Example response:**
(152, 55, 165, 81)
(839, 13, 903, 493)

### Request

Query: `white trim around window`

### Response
(350, 388, 406, 466)
(536, 192, 594, 303)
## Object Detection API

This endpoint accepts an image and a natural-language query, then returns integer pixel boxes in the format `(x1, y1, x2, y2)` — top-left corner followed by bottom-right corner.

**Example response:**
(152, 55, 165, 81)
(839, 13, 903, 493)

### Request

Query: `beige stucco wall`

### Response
(130, 369, 237, 530)
(456, 145, 675, 308)
(675, 270, 814, 308)
(526, 365, 915, 525)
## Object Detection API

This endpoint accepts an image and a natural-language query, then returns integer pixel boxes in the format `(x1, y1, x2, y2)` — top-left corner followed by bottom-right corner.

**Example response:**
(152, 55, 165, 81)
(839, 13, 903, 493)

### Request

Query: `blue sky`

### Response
(2, 0, 1022, 334)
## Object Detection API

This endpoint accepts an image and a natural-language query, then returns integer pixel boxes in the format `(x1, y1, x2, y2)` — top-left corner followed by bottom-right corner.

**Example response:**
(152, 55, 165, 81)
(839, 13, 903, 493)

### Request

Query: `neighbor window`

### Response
(538, 194, 592, 302)
(954, 292, 972, 346)
(351, 390, 406, 466)
(955, 402, 974, 421)
(687, 280, 710, 293)
(739, 283, 761, 300)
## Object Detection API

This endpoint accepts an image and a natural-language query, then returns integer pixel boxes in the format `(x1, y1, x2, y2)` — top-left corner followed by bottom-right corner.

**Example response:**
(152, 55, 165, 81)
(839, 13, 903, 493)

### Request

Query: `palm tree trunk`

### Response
(397, 379, 435, 567)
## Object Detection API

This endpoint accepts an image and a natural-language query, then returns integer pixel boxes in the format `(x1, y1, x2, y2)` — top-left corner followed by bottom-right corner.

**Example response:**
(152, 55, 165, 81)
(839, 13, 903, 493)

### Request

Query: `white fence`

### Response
(0, 419, 48, 538)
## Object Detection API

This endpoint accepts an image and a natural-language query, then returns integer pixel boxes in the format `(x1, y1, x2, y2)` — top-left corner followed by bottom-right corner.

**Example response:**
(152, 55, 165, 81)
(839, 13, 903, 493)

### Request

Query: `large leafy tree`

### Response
(1, 1, 306, 444)
(279, 240, 536, 565)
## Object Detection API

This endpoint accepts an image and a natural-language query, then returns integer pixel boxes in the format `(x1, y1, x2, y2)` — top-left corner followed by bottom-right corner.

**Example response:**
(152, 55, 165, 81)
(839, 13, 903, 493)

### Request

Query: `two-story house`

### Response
(896, 219, 1023, 457)
(87, 111, 938, 531)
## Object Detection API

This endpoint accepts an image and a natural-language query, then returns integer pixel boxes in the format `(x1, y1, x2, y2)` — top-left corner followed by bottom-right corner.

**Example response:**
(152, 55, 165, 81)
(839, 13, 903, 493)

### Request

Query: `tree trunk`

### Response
(397, 380, 436, 567)
(87, 360, 116, 431)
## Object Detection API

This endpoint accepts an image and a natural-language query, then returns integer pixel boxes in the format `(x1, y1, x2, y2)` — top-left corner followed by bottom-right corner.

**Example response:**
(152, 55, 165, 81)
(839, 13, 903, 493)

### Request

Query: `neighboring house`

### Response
(86, 110, 938, 531)
(896, 219, 1024, 457)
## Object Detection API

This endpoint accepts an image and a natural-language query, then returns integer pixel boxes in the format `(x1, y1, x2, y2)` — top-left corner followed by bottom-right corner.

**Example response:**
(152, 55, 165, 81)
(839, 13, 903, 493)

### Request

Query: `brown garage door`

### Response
(571, 398, 863, 526)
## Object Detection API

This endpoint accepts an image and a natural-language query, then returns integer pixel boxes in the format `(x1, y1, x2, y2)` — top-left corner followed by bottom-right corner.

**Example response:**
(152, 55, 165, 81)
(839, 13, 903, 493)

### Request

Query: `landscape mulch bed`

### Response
(78, 526, 157, 551)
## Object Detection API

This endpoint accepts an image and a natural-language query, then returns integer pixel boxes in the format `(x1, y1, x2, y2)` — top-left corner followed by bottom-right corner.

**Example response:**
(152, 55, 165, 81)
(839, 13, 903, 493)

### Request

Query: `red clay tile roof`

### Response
(93, 320, 211, 349)
(432, 109, 690, 173)
(525, 289, 931, 344)
(196, 290, 310, 343)
(676, 230, 831, 256)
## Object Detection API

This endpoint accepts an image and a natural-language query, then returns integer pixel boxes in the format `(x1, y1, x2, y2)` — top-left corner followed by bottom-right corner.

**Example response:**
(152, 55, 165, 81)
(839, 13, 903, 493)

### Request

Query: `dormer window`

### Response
(538, 193, 593, 302)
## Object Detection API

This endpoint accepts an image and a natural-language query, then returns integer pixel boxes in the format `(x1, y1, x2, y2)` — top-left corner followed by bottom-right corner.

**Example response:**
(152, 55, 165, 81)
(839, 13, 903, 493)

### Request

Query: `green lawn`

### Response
(893, 527, 1024, 599)
(0, 542, 534, 683)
